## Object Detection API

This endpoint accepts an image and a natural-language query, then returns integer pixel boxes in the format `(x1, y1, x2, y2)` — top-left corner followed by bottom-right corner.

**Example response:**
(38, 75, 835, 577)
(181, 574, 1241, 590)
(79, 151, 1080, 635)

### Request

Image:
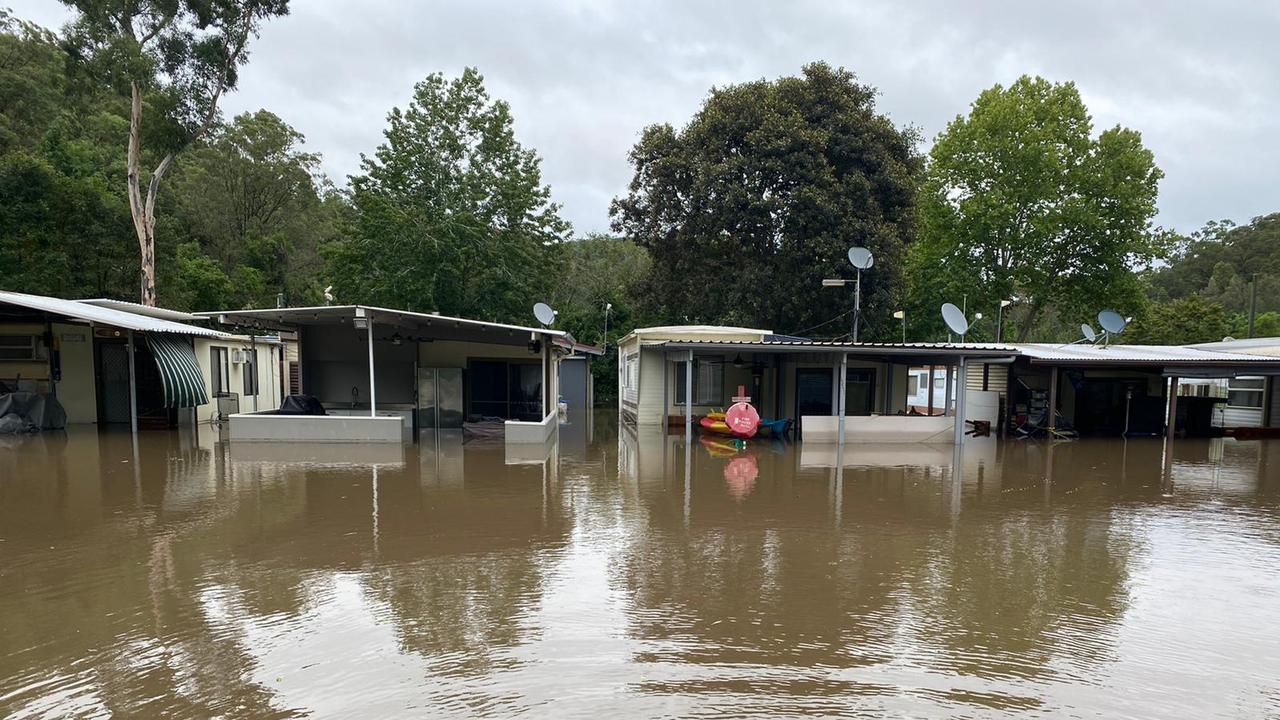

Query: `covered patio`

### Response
(199, 305, 586, 444)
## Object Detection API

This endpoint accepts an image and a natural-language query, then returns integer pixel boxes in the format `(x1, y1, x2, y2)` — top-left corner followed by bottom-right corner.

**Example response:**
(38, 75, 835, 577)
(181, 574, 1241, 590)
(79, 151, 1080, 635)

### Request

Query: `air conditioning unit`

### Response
(230, 349, 245, 364)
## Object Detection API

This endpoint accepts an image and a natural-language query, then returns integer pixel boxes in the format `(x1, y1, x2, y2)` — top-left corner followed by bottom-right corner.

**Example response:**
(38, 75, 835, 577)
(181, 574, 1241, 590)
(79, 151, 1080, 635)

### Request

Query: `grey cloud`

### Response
(16, 0, 1279, 235)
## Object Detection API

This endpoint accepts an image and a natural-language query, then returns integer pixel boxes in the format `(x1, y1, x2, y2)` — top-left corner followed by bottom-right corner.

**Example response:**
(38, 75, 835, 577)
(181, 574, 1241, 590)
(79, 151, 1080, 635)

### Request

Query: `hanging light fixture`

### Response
(732, 353, 745, 369)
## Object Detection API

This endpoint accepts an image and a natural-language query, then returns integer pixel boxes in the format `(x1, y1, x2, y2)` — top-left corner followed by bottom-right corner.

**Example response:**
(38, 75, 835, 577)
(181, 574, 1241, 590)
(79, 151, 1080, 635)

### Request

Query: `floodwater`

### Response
(3, 417, 1280, 719)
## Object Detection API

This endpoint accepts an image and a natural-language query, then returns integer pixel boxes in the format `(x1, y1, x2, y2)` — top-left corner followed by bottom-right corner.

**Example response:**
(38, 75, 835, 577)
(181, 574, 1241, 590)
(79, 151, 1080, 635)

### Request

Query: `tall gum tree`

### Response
(906, 76, 1164, 342)
(62, 0, 289, 306)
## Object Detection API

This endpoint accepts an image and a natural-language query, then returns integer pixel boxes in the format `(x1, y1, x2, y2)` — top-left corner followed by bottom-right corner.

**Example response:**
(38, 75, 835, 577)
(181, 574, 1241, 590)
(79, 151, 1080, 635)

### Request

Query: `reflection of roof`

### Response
(0, 290, 231, 338)
(197, 305, 568, 338)
(75, 298, 202, 322)
(1010, 343, 1280, 365)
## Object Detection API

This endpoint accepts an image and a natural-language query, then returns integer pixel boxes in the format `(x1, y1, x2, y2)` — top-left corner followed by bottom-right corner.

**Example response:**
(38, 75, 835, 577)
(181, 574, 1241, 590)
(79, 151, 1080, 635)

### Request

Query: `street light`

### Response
(603, 302, 612, 350)
(823, 247, 874, 343)
(892, 310, 905, 343)
(996, 299, 1013, 342)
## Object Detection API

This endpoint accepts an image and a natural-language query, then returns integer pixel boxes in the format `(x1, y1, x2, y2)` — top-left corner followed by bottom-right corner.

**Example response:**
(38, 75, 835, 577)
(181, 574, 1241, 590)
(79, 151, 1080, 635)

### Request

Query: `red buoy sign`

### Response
(724, 385, 760, 438)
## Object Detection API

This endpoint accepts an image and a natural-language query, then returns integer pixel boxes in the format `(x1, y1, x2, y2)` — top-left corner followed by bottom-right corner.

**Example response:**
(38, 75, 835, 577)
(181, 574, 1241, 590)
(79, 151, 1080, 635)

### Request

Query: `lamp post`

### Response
(603, 302, 612, 350)
(996, 299, 1012, 343)
(893, 310, 905, 343)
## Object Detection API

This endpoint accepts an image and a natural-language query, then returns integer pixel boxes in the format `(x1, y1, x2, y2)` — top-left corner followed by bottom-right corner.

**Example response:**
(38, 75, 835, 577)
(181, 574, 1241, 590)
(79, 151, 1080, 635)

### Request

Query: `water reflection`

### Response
(1, 422, 1279, 717)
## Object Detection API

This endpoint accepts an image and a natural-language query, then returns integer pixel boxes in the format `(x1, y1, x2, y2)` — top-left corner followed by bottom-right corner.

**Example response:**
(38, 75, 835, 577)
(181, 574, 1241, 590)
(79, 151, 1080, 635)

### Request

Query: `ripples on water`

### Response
(2, 419, 1280, 718)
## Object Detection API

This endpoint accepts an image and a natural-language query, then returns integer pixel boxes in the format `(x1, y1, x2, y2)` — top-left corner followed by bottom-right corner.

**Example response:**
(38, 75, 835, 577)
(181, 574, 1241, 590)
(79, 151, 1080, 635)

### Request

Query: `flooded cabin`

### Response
(200, 305, 600, 444)
(619, 326, 1280, 442)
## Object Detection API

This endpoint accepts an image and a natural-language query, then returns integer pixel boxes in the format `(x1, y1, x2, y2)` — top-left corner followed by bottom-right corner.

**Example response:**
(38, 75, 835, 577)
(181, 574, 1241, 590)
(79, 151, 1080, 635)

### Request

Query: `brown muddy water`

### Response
(2, 417, 1280, 718)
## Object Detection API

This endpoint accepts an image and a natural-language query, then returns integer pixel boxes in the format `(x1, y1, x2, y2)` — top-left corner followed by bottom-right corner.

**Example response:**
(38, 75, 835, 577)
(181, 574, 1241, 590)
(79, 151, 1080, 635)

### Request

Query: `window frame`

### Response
(242, 348, 258, 396)
(0, 335, 38, 361)
(210, 346, 230, 396)
(1226, 377, 1265, 409)
(674, 358, 725, 406)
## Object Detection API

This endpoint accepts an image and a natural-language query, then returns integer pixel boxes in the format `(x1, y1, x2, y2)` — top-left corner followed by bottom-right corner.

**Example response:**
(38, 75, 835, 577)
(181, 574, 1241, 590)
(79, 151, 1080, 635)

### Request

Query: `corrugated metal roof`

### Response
(1191, 337, 1280, 357)
(196, 304, 568, 337)
(0, 290, 231, 338)
(75, 298, 202, 322)
(659, 338, 1019, 351)
(1010, 343, 1280, 364)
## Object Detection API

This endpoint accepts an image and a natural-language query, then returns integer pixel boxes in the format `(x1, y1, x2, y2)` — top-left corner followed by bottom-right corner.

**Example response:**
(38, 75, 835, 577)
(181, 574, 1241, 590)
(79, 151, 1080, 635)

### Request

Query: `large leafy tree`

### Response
(169, 110, 338, 308)
(907, 76, 1164, 342)
(611, 62, 922, 337)
(326, 68, 569, 322)
(548, 233, 651, 403)
(61, 0, 290, 306)
(1127, 294, 1230, 345)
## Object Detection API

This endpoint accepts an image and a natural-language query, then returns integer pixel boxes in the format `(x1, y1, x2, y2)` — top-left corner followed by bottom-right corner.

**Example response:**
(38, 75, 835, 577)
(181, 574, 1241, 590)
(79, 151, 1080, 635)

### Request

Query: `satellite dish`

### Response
(1097, 310, 1128, 335)
(533, 302, 556, 327)
(1081, 324, 1098, 343)
(941, 303, 969, 336)
(847, 247, 874, 270)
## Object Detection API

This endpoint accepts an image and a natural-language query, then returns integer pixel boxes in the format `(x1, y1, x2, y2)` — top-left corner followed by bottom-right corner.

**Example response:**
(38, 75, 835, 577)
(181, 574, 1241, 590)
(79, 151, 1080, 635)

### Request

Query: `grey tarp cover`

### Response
(0, 392, 67, 433)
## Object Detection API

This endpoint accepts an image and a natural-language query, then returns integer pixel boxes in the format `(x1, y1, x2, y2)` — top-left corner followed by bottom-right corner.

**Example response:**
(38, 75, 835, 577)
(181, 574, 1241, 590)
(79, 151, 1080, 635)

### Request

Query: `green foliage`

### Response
(61, 0, 291, 150)
(325, 68, 569, 321)
(548, 233, 652, 403)
(167, 110, 338, 308)
(1127, 294, 1230, 345)
(1146, 214, 1280, 318)
(907, 76, 1165, 342)
(611, 62, 922, 338)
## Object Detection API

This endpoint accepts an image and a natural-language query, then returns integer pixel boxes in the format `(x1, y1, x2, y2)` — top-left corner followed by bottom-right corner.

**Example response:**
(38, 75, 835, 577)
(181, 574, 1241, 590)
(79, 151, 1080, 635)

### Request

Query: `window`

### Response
(908, 375, 919, 396)
(933, 376, 945, 389)
(0, 335, 38, 361)
(210, 346, 229, 396)
(845, 368, 875, 415)
(242, 348, 258, 396)
(675, 359, 723, 405)
(1227, 377, 1265, 409)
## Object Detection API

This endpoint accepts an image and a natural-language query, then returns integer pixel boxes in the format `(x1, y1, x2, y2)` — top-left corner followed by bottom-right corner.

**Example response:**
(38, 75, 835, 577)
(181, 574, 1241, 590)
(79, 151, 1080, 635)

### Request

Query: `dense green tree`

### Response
(325, 68, 569, 322)
(548, 233, 651, 403)
(611, 62, 922, 338)
(61, 0, 290, 305)
(906, 76, 1165, 342)
(168, 110, 338, 308)
(1146, 214, 1280, 317)
(1126, 294, 1230, 345)
(0, 11, 68, 151)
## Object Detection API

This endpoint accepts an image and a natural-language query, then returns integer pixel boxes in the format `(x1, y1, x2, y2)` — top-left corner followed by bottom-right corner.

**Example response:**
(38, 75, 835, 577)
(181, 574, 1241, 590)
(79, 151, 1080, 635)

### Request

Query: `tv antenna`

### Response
(941, 302, 970, 343)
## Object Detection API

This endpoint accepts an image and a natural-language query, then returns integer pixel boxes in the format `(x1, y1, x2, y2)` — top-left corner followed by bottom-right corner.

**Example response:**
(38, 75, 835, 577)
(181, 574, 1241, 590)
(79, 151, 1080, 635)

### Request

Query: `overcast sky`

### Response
(15, 1, 1280, 236)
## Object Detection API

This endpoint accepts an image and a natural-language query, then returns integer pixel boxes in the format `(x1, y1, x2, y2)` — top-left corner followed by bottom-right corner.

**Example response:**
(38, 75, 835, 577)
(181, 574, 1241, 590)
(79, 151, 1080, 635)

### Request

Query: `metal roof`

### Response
(75, 298, 202, 322)
(1190, 337, 1280, 356)
(0, 290, 231, 338)
(655, 338, 1020, 356)
(1010, 343, 1280, 365)
(196, 305, 568, 338)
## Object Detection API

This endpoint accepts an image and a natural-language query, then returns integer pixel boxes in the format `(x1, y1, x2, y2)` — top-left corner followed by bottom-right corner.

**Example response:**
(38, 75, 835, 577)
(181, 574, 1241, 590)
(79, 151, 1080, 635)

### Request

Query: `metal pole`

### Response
(1166, 376, 1179, 440)
(996, 305, 1003, 343)
(853, 270, 862, 344)
(944, 363, 954, 416)
(927, 364, 935, 416)
(366, 318, 376, 417)
(250, 334, 258, 411)
(954, 355, 968, 445)
(838, 352, 848, 444)
(127, 329, 138, 434)
(684, 352, 693, 438)
(901, 312, 906, 344)
(1048, 366, 1059, 431)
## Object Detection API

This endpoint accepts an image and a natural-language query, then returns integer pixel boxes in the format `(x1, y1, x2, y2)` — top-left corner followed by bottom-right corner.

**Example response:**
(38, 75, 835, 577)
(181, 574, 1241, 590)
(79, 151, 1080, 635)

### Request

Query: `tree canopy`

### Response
(325, 68, 569, 322)
(906, 76, 1164, 342)
(611, 62, 922, 338)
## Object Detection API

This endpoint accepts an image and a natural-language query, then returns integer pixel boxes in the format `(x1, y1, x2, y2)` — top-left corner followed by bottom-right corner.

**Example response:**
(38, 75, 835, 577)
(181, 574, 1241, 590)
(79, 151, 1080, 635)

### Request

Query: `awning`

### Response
(147, 334, 210, 408)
